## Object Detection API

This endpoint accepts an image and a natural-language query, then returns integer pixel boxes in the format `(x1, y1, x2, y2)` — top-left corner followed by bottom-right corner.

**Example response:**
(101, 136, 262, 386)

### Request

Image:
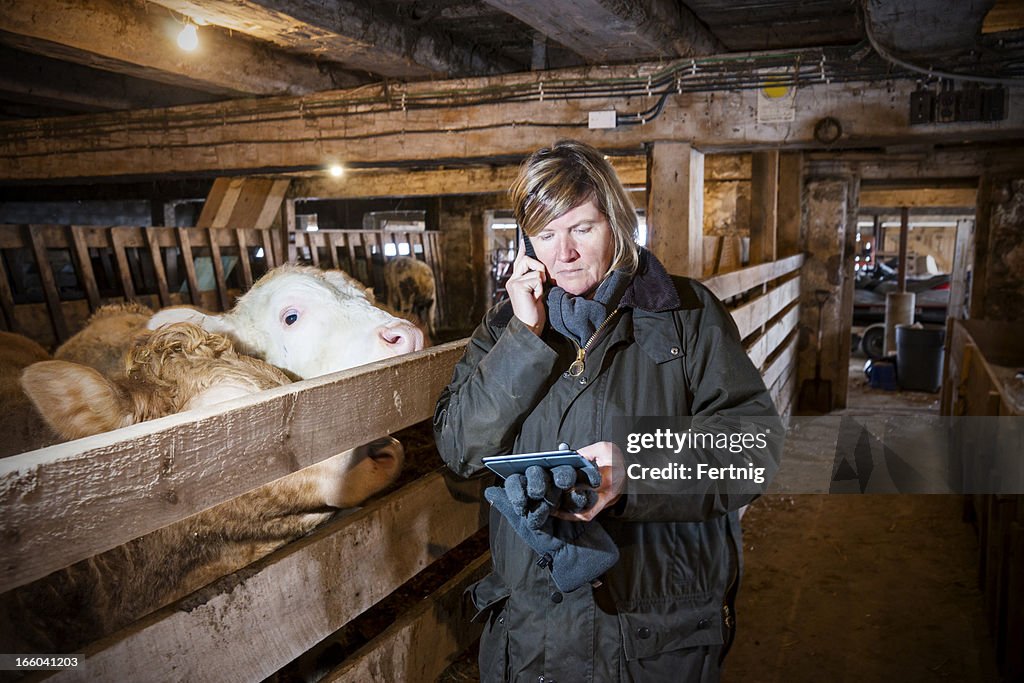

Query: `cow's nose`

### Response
(377, 321, 424, 353)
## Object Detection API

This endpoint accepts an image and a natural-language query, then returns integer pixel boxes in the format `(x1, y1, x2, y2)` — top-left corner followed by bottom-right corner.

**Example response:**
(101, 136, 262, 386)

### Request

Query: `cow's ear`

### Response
(148, 307, 233, 336)
(20, 361, 134, 439)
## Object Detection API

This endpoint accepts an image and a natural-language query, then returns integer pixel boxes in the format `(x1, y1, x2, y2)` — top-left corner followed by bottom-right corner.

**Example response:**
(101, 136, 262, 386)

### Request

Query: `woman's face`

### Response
(531, 199, 615, 297)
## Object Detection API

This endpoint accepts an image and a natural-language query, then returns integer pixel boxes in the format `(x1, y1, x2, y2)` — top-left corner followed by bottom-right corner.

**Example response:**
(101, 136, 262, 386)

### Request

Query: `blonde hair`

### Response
(509, 140, 640, 276)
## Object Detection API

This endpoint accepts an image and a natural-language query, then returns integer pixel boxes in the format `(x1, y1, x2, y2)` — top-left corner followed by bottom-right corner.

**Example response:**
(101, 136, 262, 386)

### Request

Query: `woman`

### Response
(434, 140, 781, 682)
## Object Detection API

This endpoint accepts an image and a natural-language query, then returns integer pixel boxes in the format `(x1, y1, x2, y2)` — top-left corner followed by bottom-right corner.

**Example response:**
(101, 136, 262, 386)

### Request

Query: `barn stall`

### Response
(1, 0, 1023, 681)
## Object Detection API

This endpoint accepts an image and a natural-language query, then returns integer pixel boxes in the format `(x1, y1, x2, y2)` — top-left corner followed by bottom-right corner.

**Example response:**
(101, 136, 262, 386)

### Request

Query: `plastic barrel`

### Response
(895, 325, 946, 392)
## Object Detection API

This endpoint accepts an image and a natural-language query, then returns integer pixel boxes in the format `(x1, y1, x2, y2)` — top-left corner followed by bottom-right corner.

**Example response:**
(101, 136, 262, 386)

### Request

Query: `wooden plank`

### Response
(729, 277, 801, 340)
(234, 228, 254, 290)
(747, 303, 800, 370)
(53, 470, 487, 683)
(108, 229, 137, 301)
(0, 248, 19, 333)
(261, 229, 277, 268)
(749, 150, 779, 265)
(328, 553, 490, 683)
(197, 178, 243, 229)
(343, 231, 358, 277)
(326, 232, 342, 270)
(206, 228, 230, 311)
(307, 232, 321, 267)
(0, 341, 467, 592)
(69, 226, 101, 311)
(701, 253, 803, 301)
(647, 142, 704, 278)
(143, 228, 171, 308)
(763, 333, 798, 396)
(175, 227, 201, 307)
(27, 224, 69, 342)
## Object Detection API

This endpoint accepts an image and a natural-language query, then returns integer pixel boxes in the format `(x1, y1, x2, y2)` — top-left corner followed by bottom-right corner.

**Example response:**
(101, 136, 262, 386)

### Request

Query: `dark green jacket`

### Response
(434, 251, 782, 682)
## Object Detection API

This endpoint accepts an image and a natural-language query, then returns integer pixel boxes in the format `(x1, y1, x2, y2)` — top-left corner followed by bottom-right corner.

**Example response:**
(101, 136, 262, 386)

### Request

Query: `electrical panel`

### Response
(909, 83, 1006, 125)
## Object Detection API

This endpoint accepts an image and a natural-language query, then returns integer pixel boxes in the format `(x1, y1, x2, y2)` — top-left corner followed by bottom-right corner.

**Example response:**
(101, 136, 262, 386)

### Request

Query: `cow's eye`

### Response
(284, 310, 299, 325)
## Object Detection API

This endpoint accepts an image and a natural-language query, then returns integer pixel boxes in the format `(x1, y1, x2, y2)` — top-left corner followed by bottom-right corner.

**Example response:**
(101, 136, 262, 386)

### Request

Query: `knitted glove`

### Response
(506, 464, 603, 529)
(485, 485, 620, 592)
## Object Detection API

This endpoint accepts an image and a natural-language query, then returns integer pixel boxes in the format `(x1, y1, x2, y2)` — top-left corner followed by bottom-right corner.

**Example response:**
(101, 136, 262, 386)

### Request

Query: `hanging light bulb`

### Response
(328, 163, 344, 178)
(177, 23, 199, 52)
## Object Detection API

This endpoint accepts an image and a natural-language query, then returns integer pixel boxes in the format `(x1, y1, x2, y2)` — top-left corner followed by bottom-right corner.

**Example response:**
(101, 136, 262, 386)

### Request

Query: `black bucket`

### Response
(895, 324, 945, 392)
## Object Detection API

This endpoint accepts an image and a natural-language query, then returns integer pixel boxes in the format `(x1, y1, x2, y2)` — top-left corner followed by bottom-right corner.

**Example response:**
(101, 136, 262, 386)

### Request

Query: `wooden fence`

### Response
(705, 253, 804, 418)
(0, 224, 446, 349)
(0, 253, 802, 680)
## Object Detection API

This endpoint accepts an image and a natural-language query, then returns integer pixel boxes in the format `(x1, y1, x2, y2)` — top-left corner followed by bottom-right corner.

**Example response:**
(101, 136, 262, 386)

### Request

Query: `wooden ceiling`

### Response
(1, 0, 1017, 121)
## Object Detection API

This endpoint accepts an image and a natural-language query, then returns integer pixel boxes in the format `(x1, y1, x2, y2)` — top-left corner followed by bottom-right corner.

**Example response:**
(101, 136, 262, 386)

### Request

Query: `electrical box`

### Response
(588, 110, 617, 129)
(909, 89, 934, 124)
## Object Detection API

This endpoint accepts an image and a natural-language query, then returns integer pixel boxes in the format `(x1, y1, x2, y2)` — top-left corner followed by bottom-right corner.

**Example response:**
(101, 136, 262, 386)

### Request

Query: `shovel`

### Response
(798, 289, 833, 414)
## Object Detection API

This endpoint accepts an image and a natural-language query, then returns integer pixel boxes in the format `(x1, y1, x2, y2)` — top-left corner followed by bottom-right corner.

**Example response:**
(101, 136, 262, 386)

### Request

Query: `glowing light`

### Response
(177, 23, 199, 51)
(328, 164, 344, 177)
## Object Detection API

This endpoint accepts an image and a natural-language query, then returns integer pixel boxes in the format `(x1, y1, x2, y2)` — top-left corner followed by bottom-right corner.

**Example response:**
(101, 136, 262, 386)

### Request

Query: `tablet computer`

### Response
(482, 450, 599, 480)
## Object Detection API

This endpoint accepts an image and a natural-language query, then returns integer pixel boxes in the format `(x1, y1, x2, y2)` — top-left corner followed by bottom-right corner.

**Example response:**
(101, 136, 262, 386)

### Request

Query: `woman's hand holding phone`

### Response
(506, 233, 548, 335)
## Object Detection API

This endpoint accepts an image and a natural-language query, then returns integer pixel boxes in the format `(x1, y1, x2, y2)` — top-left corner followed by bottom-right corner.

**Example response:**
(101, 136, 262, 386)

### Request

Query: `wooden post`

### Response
(948, 218, 974, 322)
(144, 228, 172, 308)
(777, 152, 803, 258)
(0, 248, 19, 333)
(175, 227, 201, 306)
(897, 206, 909, 291)
(646, 141, 704, 277)
(749, 150, 779, 265)
(69, 225, 101, 312)
(27, 224, 69, 342)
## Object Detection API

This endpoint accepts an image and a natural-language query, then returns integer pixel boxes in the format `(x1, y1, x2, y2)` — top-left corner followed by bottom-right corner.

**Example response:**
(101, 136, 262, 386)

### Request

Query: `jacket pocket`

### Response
(469, 574, 511, 683)
(616, 593, 723, 662)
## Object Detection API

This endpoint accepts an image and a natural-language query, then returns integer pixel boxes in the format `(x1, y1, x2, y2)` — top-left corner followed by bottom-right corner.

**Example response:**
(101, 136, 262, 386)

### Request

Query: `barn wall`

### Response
(437, 194, 508, 332)
(800, 174, 859, 409)
(974, 174, 1024, 322)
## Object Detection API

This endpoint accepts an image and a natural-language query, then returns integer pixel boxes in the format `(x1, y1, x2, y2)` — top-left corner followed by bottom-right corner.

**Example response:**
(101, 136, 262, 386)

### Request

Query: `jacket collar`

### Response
(621, 249, 693, 312)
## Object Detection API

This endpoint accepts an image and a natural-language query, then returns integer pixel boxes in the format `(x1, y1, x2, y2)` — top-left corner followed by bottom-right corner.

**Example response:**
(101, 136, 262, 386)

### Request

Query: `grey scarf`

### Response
(546, 269, 631, 347)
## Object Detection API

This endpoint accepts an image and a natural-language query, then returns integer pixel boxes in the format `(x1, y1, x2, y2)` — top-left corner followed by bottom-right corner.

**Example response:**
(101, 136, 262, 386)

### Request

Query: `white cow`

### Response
(147, 264, 424, 379)
(384, 256, 437, 338)
(7, 322, 404, 654)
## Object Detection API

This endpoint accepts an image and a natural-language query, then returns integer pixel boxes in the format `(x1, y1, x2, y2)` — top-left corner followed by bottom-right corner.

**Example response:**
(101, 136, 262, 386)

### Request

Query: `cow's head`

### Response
(147, 265, 424, 379)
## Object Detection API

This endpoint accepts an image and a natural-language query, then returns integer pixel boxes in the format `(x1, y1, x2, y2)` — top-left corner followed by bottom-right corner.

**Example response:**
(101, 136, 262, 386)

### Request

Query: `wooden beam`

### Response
(777, 152, 802, 258)
(151, 0, 516, 78)
(859, 187, 978, 208)
(482, 0, 722, 61)
(0, 44, 217, 112)
(647, 141, 703, 277)
(1, 70, 1022, 181)
(0, 0, 354, 96)
(749, 150, 779, 265)
(290, 158, 648, 199)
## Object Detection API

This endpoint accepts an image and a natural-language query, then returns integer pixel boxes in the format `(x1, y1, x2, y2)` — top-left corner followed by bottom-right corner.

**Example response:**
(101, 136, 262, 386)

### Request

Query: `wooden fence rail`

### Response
(0, 224, 446, 349)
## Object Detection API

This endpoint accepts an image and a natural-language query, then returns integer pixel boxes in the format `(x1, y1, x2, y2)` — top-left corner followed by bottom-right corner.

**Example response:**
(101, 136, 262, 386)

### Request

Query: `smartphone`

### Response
(516, 225, 536, 258)
(482, 450, 599, 480)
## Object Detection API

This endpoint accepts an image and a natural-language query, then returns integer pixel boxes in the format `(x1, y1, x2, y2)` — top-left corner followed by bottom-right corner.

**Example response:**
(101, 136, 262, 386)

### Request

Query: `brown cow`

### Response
(54, 301, 153, 379)
(0, 331, 58, 457)
(4, 323, 403, 654)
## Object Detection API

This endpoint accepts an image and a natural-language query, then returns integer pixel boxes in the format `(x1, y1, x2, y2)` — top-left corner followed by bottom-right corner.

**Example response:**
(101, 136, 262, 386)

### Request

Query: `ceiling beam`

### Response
(151, 0, 518, 78)
(0, 45, 218, 113)
(0, 0, 359, 96)
(0, 64, 1021, 182)
(482, 0, 722, 61)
